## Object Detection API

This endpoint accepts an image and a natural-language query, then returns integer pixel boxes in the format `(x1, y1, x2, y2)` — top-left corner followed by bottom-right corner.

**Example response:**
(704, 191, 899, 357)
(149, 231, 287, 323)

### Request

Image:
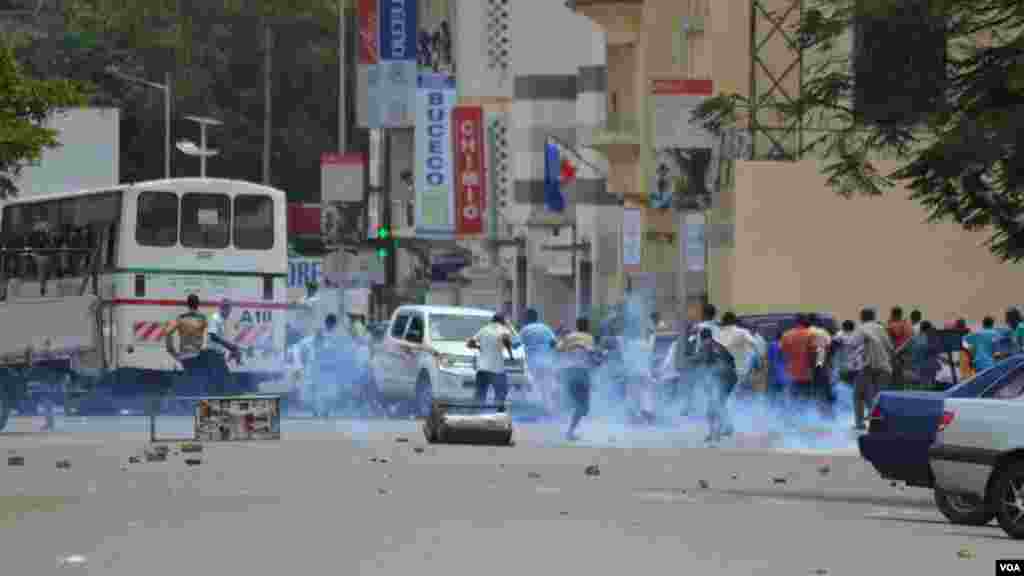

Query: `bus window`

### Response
(136, 191, 178, 247)
(62, 192, 121, 272)
(233, 195, 274, 250)
(181, 193, 230, 249)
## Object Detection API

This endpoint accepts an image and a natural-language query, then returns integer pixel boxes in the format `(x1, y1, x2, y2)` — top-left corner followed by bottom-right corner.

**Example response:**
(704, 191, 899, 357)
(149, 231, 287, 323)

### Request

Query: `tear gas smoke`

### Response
(513, 294, 858, 451)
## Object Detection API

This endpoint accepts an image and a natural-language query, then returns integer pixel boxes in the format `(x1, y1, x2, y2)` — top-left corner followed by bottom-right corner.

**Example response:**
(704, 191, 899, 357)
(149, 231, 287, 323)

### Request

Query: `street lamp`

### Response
(177, 115, 223, 178)
(105, 66, 171, 179)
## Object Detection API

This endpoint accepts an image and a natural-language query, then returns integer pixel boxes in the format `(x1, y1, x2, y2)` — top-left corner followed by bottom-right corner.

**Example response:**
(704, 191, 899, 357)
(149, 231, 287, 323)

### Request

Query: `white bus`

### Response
(0, 178, 289, 421)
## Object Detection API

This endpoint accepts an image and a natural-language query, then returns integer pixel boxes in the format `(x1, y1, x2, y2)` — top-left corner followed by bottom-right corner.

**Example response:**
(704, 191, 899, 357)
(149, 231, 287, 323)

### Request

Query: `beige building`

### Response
(570, 0, 1024, 325)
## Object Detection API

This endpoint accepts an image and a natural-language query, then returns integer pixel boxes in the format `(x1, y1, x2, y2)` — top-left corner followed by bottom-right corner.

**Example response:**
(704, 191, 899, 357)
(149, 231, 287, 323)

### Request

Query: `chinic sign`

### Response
(376, 0, 417, 127)
(452, 106, 486, 235)
(357, 0, 379, 127)
(415, 73, 457, 237)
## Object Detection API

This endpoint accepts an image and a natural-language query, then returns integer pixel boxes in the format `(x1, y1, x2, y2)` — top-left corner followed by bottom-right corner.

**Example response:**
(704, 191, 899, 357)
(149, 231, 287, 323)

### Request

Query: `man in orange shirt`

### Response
(887, 307, 913, 351)
(780, 314, 815, 407)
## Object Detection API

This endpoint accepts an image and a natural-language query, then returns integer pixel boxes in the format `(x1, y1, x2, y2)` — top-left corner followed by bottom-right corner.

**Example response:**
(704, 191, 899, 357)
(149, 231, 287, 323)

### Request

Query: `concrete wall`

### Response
(722, 160, 1024, 324)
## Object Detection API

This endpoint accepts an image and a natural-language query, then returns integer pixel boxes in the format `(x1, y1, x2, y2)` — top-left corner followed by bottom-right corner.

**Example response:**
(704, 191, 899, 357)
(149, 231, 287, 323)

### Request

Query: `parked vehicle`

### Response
(370, 305, 526, 417)
(930, 386, 1024, 538)
(0, 179, 291, 427)
(860, 354, 1024, 525)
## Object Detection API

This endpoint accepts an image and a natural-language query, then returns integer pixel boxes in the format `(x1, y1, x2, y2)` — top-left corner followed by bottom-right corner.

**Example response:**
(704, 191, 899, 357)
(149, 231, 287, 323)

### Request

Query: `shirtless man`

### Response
(165, 294, 211, 394)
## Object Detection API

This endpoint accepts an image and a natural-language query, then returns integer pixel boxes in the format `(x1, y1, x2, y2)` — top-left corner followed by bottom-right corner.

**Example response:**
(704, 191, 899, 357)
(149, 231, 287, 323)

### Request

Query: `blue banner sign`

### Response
(289, 258, 323, 290)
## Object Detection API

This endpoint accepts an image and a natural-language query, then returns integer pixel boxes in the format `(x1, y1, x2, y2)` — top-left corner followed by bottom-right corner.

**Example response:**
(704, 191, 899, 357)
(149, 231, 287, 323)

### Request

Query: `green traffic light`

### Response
(377, 227, 390, 240)
(376, 247, 389, 258)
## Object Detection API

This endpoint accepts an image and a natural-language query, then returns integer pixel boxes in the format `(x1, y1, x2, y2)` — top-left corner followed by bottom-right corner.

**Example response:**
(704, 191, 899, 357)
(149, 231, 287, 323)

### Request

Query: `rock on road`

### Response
(0, 416, 1015, 575)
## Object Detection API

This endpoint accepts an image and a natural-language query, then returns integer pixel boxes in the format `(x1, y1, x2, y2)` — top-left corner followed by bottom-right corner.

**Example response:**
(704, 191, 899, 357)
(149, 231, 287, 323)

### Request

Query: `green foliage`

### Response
(0, 40, 87, 198)
(692, 0, 1024, 261)
(10, 0, 346, 198)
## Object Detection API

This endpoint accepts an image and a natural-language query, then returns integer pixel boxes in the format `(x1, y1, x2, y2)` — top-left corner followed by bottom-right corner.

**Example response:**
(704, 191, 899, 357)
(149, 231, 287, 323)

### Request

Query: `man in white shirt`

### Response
(467, 313, 515, 405)
(716, 312, 760, 390)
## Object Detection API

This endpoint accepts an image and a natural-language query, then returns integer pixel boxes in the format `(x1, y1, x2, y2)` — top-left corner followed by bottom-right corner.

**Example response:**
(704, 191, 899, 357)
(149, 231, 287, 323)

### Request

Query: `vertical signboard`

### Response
(357, 0, 380, 128)
(321, 153, 365, 204)
(377, 0, 417, 127)
(452, 105, 485, 236)
(415, 73, 456, 236)
(623, 208, 642, 274)
(650, 78, 716, 211)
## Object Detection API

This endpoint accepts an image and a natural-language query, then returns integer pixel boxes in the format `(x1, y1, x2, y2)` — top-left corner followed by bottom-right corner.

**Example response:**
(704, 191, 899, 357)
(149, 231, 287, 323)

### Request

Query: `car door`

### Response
(378, 312, 410, 397)
(398, 312, 427, 394)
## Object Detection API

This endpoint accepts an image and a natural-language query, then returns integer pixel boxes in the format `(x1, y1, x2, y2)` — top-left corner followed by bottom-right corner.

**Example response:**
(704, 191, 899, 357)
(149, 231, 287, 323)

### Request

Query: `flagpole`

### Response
(544, 134, 605, 178)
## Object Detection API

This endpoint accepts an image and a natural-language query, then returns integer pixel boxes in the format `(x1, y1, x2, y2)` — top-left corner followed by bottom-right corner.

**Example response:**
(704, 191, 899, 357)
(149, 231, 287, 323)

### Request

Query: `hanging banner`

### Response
(452, 105, 485, 235)
(623, 208, 642, 273)
(357, 0, 380, 128)
(415, 73, 457, 237)
(377, 0, 417, 127)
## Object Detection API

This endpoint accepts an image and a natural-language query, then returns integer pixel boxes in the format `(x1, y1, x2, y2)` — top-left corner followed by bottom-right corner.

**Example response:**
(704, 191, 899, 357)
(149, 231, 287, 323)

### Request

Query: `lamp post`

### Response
(106, 66, 172, 179)
(177, 115, 223, 177)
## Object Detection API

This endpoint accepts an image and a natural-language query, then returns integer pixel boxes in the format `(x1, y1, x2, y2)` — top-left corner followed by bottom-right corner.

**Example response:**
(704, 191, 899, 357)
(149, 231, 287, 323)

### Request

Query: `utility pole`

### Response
(164, 72, 172, 179)
(263, 24, 273, 185)
(338, 0, 348, 154)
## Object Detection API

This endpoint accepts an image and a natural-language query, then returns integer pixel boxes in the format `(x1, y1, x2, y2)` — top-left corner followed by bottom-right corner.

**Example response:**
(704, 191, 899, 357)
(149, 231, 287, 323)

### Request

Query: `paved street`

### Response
(0, 415, 1016, 575)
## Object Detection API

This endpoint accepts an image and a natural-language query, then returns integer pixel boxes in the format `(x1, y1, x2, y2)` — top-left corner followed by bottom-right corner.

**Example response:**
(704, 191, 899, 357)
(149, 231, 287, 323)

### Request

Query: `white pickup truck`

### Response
(370, 305, 526, 417)
(929, 385, 1024, 539)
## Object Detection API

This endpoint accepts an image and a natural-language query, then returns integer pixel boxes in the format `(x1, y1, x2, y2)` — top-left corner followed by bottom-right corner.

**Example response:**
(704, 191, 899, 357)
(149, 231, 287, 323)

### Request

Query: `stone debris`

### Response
(957, 547, 974, 559)
(369, 457, 390, 464)
(128, 456, 141, 464)
(771, 476, 788, 484)
(377, 488, 390, 495)
(698, 479, 710, 490)
(56, 459, 71, 470)
(559, 511, 569, 516)
(144, 449, 167, 463)
(810, 569, 829, 575)
(184, 458, 201, 466)
(180, 443, 203, 454)
(58, 554, 87, 568)
(527, 471, 542, 480)
(730, 474, 738, 480)
(8, 455, 24, 466)
(413, 447, 425, 454)
(584, 464, 601, 477)
(395, 437, 410, 443)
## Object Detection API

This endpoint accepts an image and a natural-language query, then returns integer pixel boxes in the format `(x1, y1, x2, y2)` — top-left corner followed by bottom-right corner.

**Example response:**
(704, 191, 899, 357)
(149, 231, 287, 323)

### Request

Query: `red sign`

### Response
(287, 203, 321, 236)
(320, 152, 364, 166)
(452, 106, 485, 236)
(358, 0, 378, 65)
(650, 78, 713, 95)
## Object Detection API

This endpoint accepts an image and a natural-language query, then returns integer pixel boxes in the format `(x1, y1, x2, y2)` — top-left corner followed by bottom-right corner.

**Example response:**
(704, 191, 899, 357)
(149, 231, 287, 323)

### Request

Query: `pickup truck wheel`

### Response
(415, 373, 433, 418)
(935, 487, 994, 526)
(993, 461, 1024, 539)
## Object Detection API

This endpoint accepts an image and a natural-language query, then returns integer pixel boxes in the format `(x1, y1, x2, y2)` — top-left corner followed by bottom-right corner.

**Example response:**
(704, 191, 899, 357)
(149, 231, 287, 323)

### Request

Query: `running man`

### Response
(467, 313, 515, 405)
(557, 317, 596, 441)
(165, 294, 211, 394)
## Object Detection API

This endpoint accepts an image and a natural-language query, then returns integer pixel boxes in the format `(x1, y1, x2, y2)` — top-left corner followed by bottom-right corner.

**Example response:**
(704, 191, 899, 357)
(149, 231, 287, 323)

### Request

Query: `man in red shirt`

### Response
(780, 314, 815, 406)
(887, 307, 913, 350)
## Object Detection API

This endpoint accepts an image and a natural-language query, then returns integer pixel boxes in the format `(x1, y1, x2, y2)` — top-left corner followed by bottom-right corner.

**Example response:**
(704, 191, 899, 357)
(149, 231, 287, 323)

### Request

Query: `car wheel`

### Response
(993, 460, 1024, 539)
(415, 373, 433, 418)
(934, 487, 994, 525)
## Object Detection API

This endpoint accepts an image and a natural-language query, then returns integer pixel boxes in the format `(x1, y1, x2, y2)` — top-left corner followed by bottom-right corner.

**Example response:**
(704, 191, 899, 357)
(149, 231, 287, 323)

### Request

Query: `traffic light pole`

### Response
(382, 128, 396, 309)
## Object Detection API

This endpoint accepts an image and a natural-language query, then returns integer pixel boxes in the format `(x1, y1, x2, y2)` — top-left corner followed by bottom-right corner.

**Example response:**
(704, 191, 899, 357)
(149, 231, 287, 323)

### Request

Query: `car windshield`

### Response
(429, 314, 493, 341)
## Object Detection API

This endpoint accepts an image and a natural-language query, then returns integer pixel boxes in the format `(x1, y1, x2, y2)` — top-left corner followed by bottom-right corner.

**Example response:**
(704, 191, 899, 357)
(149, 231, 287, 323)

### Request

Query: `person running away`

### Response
(165, 294, 212, 395)
(557, 317, 596, 441)
(853, 308, 894, 430)
(965, 316, 1000, 373)
(716, 312, 760, 396)
(206, 299, 243, 396)
(519, 308, 559, 415)
(780, 314, 816, 410)
(467, 313, 516, 406)
(695, 326, 738, 444)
